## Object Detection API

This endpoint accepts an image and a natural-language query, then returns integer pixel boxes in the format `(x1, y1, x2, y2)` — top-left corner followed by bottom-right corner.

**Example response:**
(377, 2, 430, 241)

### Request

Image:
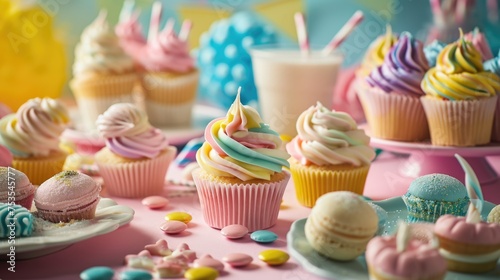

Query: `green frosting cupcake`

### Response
(402, 174, 469, 223)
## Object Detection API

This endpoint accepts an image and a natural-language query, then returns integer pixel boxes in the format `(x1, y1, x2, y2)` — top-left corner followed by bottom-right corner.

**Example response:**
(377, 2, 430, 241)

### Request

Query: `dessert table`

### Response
(1, 152, 499, 280)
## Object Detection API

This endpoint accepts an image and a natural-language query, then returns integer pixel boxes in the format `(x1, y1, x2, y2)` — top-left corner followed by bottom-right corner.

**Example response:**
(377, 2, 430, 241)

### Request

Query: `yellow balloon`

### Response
(0, 1, 66, 111)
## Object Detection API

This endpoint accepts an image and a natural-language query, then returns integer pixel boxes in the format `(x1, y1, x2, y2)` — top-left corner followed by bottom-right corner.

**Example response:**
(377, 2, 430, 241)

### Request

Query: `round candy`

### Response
(258, 249, 289, 266)
(221, 224, 248, 239)
(160, 220, 188, 234)
(184, 267, 219, 280)
(119, 269, 153, 280)
(142, 196, 169, 209)
(222, 253, 253, 267)
(165, 211, 192, 224)
(250, 230, 277, 243)
(194, 255, 225, 272)
(80, 266, 114, 280)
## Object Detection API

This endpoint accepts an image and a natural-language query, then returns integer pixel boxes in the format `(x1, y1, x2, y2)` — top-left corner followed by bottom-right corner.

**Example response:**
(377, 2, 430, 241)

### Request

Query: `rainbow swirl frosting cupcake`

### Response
(286, 102, 375, 207)
(358, 32, 430, 141)
(194, 94, 290, 231)
(0, 98, 69, 185)
(421, 30, 500, 146)
(356, 25, 398, 78)
(94, 103, 176, 198)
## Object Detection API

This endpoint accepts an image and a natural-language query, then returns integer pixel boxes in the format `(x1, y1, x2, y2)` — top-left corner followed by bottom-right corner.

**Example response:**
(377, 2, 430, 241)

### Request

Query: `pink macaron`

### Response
(0, 167, 35, 210)
(34, 170, 101, 223)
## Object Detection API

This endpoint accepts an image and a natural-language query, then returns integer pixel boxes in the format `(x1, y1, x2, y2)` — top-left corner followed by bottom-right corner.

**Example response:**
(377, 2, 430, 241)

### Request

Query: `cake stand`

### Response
(370, 137, 500, 184)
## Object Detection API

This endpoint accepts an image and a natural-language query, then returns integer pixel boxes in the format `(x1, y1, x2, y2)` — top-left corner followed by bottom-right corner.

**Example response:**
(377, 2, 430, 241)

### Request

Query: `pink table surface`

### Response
(1, 152, 499, 280)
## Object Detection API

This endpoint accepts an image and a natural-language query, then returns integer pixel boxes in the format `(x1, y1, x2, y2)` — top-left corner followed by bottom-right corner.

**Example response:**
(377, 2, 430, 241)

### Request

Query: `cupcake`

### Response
(358, 32, 430, 141)
(421, 30, 500, 146)
(305, 191, 378, 261)
(484, 50, 500, 142)
(355, 25, 398, 78)
(0, 144, 12, 167)
(0, 98, 70, 185)
(286, 102, 375, 207)
(94, 103, 176, 198)
(139, 3, 198, 128)
(0, 203, 34, 238)
(193, 93, 290, 231)
(0, 167, 35, 210)
(34, 170, 101, 223)
(70, 11, 137, 132)
(366, 222, 447, 280)
(402, 174, 469, 223)
(115, 1, 146, 69)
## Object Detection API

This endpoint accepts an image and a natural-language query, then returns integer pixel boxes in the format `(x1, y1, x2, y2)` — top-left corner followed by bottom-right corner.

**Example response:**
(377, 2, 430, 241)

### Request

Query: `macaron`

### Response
(402, 174, 469, 223)
(34, 170, 101, 223)
(305, 191, 378, 261)
(0, 167, 35, 210)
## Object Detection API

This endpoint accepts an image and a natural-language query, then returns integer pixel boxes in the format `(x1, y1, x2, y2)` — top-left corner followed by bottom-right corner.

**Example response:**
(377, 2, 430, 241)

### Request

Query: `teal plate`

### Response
(287, 196, 500, 280)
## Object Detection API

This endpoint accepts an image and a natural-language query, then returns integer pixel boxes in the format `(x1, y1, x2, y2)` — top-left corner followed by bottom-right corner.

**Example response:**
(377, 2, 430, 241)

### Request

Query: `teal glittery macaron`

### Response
(402, 174, 469, 223)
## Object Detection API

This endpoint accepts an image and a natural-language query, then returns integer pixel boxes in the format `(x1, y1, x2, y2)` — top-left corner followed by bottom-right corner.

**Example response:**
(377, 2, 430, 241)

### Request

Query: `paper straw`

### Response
(455, 0, 467, 24)
(488, 0, 499, 22)
(294, 12, 309, 56)
(430, 0, 445, 26)
(179, 20, 193, 41)
(119, 0, 135, 22)
(322, 10, 364, 55)
(148, 1, 162, 44)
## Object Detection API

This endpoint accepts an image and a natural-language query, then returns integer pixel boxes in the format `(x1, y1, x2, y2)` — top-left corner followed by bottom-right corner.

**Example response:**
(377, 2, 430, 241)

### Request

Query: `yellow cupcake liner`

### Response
(357, 83, 429, 142)
(12, 152, 67, 186)
(421, 96, 497, 146)
(290, 161, 370, 208)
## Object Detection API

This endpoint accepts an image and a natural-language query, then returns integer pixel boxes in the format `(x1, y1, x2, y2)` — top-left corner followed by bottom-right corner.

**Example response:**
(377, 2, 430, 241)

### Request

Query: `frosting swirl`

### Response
(286, 102, 375, 166)
(424, 40, 445, 67)
(139, 29, 195, 73)
(484, 51, 500, 76)
(0, 98, 69, 158)
(366, 32, 429, 97)
(357, 26, 398, 77)
(97, 103, 169, 159)
(464, 28, 493, 61)
(421, 32, 500, 100)
(73, 11, 134, 77)
(115, 11, 146, 64)
(0, 203, 33, 238)
(196, 94, 289, 181)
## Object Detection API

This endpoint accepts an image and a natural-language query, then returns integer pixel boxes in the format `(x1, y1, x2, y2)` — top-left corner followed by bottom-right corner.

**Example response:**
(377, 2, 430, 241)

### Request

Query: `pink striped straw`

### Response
(322, 10, 364, 55)
(488, 0, 499, 22)
(430, 0, 445, 26)
(148, 1, 162, 45)
(455, 0, 467, 24)
(294, 12, 309, 56)
(179, 20, 193, 41)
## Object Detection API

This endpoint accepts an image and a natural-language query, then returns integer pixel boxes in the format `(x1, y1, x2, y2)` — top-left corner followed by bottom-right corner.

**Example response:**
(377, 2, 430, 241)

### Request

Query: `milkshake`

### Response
(251, 46, 343, 136)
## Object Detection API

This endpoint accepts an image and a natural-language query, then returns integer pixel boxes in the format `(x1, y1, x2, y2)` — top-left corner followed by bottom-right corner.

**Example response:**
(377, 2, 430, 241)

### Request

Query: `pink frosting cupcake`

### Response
(94, 103, 176, 198)
(194, 93, 290, 231)
(115, 2, 146, 70)
(366, 223, 447, 280)
(0, 167, 35, 210)
(34, 170, 101, 223)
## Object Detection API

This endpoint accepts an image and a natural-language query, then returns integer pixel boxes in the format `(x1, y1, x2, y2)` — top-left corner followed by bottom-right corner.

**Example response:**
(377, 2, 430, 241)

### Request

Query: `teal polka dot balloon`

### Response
(195, 11, 277, 110)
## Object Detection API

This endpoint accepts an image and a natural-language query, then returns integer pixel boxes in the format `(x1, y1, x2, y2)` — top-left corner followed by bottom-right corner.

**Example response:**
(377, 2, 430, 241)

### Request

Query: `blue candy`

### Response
(79, 266, 114, 280)
(119, 270, 153, 280)
(250, 230, 278, 243)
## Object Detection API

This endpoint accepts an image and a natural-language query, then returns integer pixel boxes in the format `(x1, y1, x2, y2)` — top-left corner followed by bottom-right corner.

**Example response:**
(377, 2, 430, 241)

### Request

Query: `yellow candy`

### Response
(258, 249, 289, 266)
(184, 267, 218, 280)
(164, 212, 192, 224)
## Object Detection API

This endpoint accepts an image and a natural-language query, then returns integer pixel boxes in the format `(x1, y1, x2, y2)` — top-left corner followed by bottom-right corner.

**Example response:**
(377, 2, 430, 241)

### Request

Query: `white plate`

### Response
(287, 197, 499, 280)
(0, 198, 134, 259)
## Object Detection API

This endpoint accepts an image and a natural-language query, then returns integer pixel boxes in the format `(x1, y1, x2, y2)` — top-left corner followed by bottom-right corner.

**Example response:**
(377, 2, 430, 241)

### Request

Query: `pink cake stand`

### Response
(370, 137, 500, 184)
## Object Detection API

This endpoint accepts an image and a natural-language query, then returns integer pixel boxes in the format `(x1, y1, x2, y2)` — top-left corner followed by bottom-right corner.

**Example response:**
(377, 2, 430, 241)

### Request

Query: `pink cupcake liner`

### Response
(193, 170, 290, 232)
(96, 147, 176, 198)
